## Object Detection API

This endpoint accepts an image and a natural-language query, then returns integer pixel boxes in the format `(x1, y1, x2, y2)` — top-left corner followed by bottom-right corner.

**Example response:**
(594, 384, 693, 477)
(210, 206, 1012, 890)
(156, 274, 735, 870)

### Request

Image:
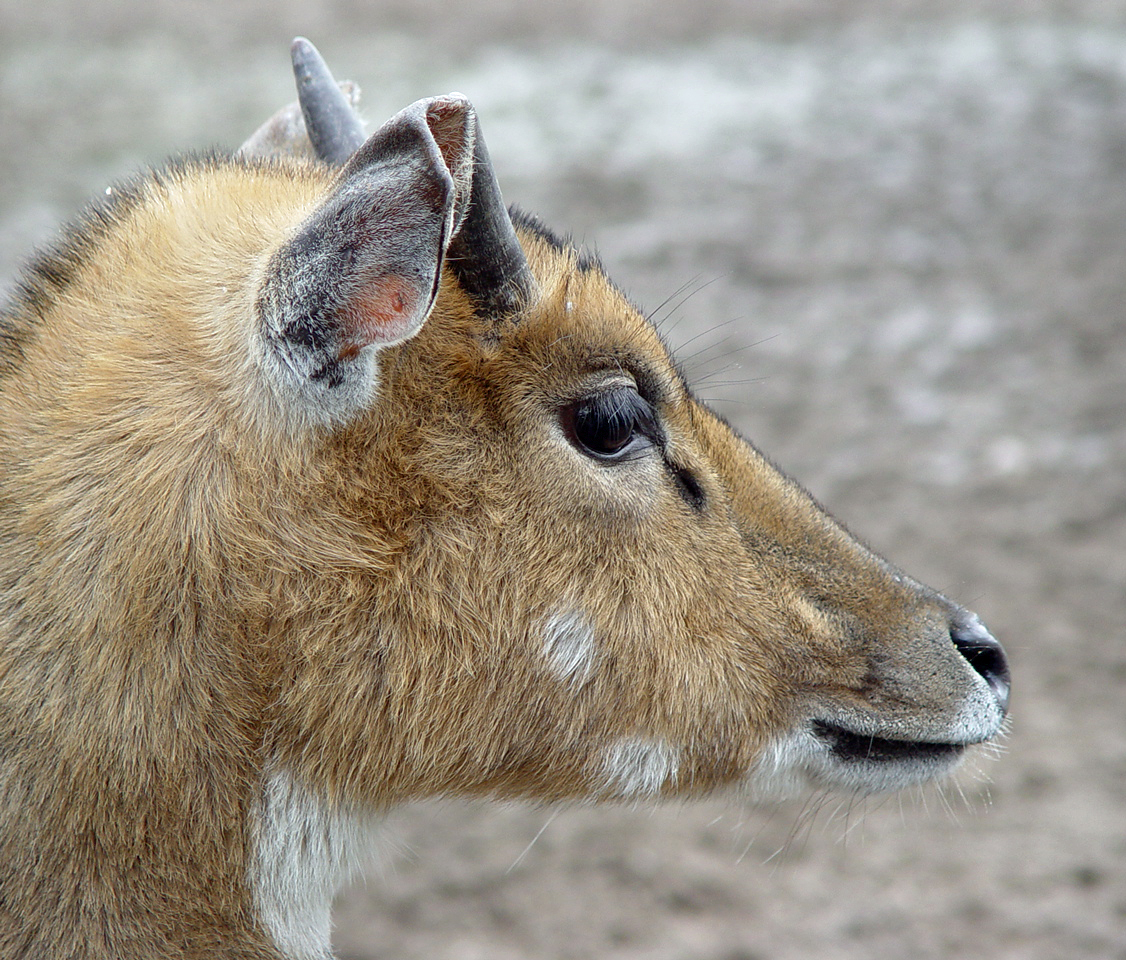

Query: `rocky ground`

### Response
(2, 2, 1124, 958)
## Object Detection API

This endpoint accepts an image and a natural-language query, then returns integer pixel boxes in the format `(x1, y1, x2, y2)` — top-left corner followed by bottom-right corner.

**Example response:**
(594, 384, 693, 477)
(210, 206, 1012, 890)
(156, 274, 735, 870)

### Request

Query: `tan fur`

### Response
(0, 113, 1006, 958)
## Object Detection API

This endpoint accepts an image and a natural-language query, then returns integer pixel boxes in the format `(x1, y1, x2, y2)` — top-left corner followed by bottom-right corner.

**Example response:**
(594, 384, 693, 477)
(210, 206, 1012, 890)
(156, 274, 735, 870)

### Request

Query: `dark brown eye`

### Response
(563, 387, 661, 461)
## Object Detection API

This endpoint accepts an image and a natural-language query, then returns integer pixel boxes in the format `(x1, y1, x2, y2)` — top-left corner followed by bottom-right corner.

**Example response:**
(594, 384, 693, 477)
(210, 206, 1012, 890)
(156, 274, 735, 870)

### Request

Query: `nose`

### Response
(950, 613, 1011, 716)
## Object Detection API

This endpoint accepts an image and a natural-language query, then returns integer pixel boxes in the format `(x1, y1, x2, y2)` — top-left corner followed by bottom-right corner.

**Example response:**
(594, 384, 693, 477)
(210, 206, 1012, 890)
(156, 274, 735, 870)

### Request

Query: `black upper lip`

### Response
(812, 720, 967, 763)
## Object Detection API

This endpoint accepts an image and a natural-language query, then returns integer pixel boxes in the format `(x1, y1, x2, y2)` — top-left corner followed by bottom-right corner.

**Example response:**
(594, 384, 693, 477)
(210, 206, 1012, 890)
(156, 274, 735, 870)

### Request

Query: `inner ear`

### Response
(334, 274, 422, 357)
(255, 95, 477, 427)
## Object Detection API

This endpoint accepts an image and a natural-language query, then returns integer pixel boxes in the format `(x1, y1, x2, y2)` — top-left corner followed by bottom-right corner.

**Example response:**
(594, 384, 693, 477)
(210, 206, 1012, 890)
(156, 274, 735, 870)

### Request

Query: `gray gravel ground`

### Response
(3, 2, 1124, 958)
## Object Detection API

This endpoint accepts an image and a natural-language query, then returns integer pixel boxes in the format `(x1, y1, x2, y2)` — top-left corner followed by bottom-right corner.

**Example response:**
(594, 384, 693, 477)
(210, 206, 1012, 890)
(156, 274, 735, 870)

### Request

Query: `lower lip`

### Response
(811, 720, 966, 764)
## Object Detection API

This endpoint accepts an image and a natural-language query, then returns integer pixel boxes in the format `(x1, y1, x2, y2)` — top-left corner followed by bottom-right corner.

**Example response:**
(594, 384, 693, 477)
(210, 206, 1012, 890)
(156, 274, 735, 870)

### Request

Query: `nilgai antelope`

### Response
(0, 39, 1010, 960)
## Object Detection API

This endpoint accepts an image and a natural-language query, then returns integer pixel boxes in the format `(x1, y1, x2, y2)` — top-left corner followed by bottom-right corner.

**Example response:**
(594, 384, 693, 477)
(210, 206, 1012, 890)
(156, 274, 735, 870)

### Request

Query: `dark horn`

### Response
(445, 121, 537, 320)
(291, 38, 366, 164)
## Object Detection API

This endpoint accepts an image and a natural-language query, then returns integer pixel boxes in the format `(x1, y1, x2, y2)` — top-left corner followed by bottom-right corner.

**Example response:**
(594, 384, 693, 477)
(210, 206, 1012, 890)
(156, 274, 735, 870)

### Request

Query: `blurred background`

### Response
(2, 2, 1124, 957)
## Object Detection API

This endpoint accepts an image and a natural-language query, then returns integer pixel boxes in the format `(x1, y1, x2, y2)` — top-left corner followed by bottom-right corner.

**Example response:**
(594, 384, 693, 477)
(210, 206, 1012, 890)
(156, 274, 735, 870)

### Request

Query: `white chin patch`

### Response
(542, 608, 598, 687)
(749, 726, 967, 798)
(598, 737, 681, 799)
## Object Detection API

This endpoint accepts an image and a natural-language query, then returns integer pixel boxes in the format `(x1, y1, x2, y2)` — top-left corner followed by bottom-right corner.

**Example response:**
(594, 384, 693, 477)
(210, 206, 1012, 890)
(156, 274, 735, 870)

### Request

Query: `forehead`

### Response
(505, 219, 686, 402)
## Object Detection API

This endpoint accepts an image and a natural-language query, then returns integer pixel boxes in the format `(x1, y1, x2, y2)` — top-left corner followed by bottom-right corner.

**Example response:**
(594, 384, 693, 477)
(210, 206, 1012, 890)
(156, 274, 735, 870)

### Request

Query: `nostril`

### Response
(950, 615, 1011, 716)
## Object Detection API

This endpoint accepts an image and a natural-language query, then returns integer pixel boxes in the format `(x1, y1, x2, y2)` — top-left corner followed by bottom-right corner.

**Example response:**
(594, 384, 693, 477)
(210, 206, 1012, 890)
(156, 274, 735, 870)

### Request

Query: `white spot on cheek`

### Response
(542, 608, 598, 687)
(599, 737, 681, 798)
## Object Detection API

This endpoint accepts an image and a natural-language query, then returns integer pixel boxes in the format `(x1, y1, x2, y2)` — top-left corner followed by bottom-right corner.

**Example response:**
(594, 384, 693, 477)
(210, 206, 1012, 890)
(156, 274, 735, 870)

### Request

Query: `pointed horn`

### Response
(291, 37, 366, 164)
(445, 118, 537, 320)
(237, 80, 359, 161)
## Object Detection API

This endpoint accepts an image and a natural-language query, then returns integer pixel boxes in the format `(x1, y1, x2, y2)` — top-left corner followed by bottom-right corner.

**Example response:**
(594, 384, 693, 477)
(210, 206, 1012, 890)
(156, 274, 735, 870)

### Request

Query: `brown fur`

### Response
(0, 111, 1006, 958)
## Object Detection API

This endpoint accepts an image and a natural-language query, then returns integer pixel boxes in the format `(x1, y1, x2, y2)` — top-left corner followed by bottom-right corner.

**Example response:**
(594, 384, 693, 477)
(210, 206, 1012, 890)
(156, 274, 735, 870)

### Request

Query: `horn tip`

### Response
(291, 37, 326, 78)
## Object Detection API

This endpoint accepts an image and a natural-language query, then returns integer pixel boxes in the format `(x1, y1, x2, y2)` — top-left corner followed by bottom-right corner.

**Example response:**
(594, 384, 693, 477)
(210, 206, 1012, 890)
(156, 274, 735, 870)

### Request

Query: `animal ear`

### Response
(256, 94, 475, 428)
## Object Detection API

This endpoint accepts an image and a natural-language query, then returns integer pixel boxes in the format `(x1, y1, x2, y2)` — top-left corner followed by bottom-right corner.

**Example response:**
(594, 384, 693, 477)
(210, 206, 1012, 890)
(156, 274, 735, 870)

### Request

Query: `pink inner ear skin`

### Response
(336, 274, 421, 357)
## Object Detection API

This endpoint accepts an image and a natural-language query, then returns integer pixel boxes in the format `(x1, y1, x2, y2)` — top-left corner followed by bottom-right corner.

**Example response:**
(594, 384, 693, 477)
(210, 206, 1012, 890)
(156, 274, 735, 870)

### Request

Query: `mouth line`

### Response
(811, 720, 967, 764)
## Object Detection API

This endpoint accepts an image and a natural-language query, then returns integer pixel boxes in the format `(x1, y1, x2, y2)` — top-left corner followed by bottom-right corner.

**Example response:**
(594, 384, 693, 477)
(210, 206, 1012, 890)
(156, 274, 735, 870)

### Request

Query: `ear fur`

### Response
(255, 95, 475, 431)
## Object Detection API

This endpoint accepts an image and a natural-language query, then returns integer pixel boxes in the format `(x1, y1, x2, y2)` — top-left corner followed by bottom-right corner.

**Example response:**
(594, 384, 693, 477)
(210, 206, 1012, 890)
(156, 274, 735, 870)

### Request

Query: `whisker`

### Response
(505, 811, 558, 874)
(679, 331, 779, 369)
(672, 314, 749, 358)
(736, 805, 780, 863)
(692, 377, 767, 391)
(648, 276, 723, 339)
(697, 396, 755, 407)
(645, 276, 704, 330)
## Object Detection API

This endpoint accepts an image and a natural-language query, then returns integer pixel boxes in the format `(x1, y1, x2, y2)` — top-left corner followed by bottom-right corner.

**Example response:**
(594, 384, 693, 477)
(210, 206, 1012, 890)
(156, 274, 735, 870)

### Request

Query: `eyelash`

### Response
(562, 387, 662, 461)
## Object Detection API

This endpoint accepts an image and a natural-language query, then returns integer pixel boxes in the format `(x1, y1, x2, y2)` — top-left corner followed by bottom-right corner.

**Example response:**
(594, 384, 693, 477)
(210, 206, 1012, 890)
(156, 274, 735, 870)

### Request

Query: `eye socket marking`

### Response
(560, 384, 707, 512)
(668, 461, 706, 512)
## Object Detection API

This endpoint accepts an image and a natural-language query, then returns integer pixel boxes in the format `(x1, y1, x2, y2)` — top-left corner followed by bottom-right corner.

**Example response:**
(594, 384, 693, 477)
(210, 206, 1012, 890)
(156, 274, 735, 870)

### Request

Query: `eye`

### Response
(563, 387, 662, 461)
